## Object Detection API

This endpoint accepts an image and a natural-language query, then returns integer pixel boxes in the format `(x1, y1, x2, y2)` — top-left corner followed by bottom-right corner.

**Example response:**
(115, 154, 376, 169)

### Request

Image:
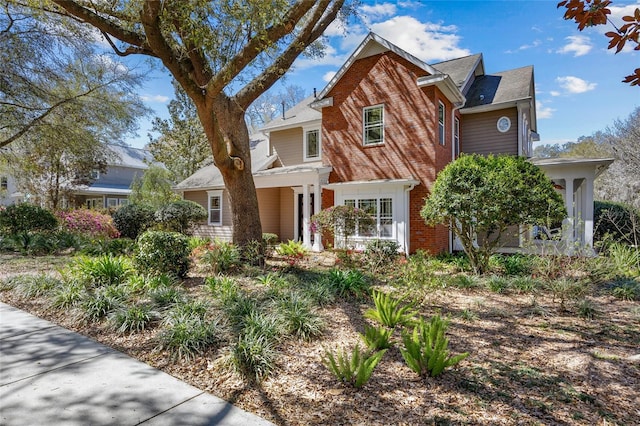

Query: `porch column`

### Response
(563, 178, 575, 251)
(312, 181, 323, 252)
(584, 176, 594, 249)
(302, 183, 312, 249)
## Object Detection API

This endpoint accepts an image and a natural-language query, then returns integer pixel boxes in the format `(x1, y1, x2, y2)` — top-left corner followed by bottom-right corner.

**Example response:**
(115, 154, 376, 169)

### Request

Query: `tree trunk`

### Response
(196, 94, 262, 248)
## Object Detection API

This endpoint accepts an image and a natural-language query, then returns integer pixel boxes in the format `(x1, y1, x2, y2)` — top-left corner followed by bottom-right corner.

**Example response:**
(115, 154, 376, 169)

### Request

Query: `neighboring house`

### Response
(177, 32, 611, 254)
(0, 172, 21, 206)
(72, 144, 155, 209)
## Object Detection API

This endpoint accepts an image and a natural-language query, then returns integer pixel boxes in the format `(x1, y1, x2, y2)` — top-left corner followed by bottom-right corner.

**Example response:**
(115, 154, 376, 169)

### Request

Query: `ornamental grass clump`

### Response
(365, 289, 416, 328)
(322, 343, 387, 388)
(109, 304, 155, 334)
(400, 314, 469, 378)
(326, 268, 369, 299)
(158, 312, 220, 360)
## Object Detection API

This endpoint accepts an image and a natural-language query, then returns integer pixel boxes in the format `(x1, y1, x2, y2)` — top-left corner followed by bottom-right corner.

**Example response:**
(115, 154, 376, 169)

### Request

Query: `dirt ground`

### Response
(1, 254, 639, 425)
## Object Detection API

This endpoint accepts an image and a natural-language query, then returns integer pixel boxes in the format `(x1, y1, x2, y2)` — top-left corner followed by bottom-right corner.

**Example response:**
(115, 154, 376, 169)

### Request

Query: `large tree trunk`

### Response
(197, 94, 262, 247)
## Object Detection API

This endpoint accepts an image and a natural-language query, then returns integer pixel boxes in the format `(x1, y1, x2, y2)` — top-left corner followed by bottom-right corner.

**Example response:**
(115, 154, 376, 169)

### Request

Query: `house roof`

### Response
(260, 96, 321, 132)
(432, 54, 484, 90)
(174, 133, 274, 191)
(530, 157, 614, 178)
(108, 144, 155, 169)
(462, 65, 534, 110)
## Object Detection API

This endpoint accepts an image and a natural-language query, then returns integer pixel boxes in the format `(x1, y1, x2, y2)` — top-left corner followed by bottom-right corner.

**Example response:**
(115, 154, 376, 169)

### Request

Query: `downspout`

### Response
(449, 102, 463, 254)
(404, 183, 416, 254)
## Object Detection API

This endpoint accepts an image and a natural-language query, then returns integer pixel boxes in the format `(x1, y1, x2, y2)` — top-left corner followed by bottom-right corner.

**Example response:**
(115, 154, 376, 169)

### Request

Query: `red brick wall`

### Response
(321, 51, 453, 254)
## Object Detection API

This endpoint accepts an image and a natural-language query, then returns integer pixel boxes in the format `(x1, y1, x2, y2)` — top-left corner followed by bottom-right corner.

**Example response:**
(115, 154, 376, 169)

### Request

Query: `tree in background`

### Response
(0, 2, 147, 148)
(147, 81, 211, 182)
(246, 84, 307, 133)
(534, 107, 640, 209)
(421, 154, 566, 275)
(39, 0, 352, 249)
(558, 0, 640, 86)
(129, 165, 180, 210)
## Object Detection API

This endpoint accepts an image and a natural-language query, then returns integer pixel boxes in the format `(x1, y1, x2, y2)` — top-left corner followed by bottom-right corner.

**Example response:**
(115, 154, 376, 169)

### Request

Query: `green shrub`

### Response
(606, 242, 640, 278)
(322, 344, 387, 388)
(231, 332, 278, 382)
(112, 204, 156, 239)
(242, 310, 283, 342)
(448, 274, 480, 289)
(576, 298, 599, 320)
(81, 287, 126, 322)
(546, 278, 588, 309)
(276, 240, 308, 267)
(109, 304, 155, 333)
(486, 275, 510, 293)
(594, 200, 640, 246)
(0, 204, 57, 235)
(69, 255, 133, 287)
(197, 241, 241, 274)
(490, 253, 533, 276)
(611, 280, 639, 301)
(361, 324, 393, 350)
(364, 290, 415, 328)
(326, 269, 369, 298)
(14, 274, 60, 298)
(134, 231, 190, 278)
(56, 209, 119, 239)
(158, 313, 220, 360)
(262, 233, 278, 250)
(400, 315, 469, 377)
(155, 200, 207, 235)
(51, 280, 86, 308)
(510, 276, 542, 294)
(364, 239, 400, 272)
(150, 286, 186, 308)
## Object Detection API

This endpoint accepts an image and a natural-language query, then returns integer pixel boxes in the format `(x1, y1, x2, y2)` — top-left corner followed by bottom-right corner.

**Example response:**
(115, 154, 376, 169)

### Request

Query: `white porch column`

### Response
(302, 183, 312, 249)
(584, 177, 594, 249)
(563, 178, 575, 250)
(312, 181, 323, 252)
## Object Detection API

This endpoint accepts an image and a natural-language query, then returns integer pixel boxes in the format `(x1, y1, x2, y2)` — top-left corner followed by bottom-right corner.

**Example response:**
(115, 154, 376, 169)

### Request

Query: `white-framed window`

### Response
(0, 176, 7, 190)
(363, 105, 384, 146)
(86, 198, 103, 209)
(344, 197, 393, 238)
(454, 117, 460, 157)
(207, 190, 223, 226)
(106, 197, 128, 208)
(304, 128, 321, 161)
(438, 101, 445, 145)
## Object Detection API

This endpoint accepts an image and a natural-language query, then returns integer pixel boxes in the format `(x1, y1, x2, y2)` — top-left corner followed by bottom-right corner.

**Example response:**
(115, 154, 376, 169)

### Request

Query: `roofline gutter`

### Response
(417, 74, 466, 104)
(459, 97, 532, 114)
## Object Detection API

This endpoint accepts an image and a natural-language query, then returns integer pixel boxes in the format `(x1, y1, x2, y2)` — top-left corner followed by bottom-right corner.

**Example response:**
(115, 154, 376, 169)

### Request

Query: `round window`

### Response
(497, 116, 511, 133)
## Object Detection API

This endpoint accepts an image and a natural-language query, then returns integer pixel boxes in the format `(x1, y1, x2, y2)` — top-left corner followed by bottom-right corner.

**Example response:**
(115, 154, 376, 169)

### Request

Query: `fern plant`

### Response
(400, 315, 469, 377)
(364, 289, 415, 328)
(322, 344, 387, 388)
(361, 324, 393, 350)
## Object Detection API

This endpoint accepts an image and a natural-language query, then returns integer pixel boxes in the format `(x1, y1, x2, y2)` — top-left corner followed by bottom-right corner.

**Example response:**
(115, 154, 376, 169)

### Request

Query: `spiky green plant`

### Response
(150, 286, 186, 308)
(611, 281, 639, 301)
(231, 332, 278, 382)
(70, 255, 133, 287)
(364, 290, 415, 328)
(276, 294, 324, 341)
(14, 274, 60, 298)
(242, 310, 283, 342)
(51, 280, 86, 308)
(361, 324, 393, 350)
(400, 315, 469, 377)
(81, 289, 125, 322)
(157, 313, 220, 360)
(167, 299, 210, 321)
(322, 344, 387, 388)
(109, 304, 155, 334)
(326, 269, 369, 298)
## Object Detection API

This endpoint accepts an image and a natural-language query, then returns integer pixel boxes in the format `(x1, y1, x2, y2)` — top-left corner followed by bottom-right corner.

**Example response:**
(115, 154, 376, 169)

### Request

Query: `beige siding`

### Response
(257, 188, 281, 236)
(183, 189, 232, 237)
(461, 108, 518, 155)
(279, 187, 294, 242)
(191, 224, 233, 241)
(270, 128, 303, 166)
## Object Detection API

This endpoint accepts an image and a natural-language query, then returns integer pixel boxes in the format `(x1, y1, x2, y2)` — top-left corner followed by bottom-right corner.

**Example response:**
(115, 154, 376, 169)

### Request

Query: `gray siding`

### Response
(460, 108, 518, 155)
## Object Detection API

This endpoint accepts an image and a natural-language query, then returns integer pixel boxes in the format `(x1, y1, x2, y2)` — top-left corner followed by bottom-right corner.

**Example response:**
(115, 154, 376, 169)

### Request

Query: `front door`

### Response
(297, 193, 314, 242)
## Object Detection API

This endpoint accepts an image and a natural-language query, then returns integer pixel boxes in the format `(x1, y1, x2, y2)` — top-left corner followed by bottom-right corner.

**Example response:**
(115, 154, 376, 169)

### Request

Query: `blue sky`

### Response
(127, 0, 639, 149)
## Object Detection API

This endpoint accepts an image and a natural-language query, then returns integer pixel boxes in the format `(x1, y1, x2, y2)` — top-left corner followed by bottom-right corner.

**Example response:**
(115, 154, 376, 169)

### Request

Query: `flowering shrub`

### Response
(311, 205, 375, 249)
(57, 209, 119, 239)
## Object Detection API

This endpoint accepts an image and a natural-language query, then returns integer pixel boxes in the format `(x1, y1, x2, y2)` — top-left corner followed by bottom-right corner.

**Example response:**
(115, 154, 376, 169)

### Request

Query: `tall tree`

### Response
(37, 0, 351, 247)
(558, 0, 640, 86)
(147, 80, 211, 182)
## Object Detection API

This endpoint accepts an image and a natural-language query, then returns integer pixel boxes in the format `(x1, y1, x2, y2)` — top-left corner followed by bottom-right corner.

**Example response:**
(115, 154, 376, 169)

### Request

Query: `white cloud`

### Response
(323, 71, 337, 82)
(141, 94, 169, 103)
(506, 39, 542, 54)
(556, 76, 597, 94)
(557, 35, 592, 57)
(91, 54, 129, 74)
(360, 3, 397, 22)
(536, 100, 555, 119)
(370, 16, 471, 62)
(550, 90, 561, 97)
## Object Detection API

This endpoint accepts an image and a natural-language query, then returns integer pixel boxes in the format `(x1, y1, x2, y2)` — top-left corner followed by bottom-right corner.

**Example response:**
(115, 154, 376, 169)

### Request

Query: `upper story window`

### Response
(454, 117, 460, 157)
(90, 170, 100, 180)
(363, 105, 384, 146)
(438, 101, 446, 145)
(0, 176, 7, 190)
(208, 190, 223, 226)
(304, 128, 321, 161)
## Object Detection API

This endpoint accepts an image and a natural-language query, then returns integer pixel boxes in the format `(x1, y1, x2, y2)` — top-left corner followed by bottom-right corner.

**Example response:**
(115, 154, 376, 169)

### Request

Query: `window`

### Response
(86, 198, 103, 209)
(304, 128, 321, 161)
(90, 170, 100, 180)
(344, 197, 393, 238)
(0, 176, 7, 190)
(438, 101, 445, 145)
(454, 117, 460, 157)
(208, 190, 223, 226)
(363, 105, 384, 146)
(106, 198, 128, 208)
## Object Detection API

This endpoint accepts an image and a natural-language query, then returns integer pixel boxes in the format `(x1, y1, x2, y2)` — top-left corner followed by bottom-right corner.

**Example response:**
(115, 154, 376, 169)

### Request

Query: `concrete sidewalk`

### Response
(0, 302, 275, 426)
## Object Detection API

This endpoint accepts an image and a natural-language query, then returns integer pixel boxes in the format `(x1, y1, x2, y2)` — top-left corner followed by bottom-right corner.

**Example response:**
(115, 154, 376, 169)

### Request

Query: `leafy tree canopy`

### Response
(129, 165, 180, 210)
(421, 154, 566, 274)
